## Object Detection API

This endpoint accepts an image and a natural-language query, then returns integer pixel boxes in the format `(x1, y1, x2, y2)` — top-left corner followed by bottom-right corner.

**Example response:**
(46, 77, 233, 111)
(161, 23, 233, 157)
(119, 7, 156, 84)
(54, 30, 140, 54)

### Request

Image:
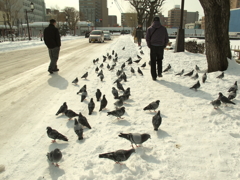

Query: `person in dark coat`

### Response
(135, 24, 143, 47)
(146, 17, 169, 81)
(44, 19, 61, 74)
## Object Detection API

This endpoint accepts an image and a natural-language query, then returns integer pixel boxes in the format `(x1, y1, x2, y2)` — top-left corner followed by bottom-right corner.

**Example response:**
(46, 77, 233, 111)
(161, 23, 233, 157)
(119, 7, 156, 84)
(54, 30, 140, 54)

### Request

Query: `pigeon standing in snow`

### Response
(117, 81, 125, 91)
(74, 118, 83, 140)
(78, 113, 91, 129)
(77, 85, 86, 95)
(216, 72, 224, 79)
(138, 67, 143, 75)
(46, 127, 68, 143)
(137, 55, 142, 59)
(81, 72, 88, 79)
(163, 64, 171, 72)
(107, 64, 110, 69)
(114, 97, 124, 108)
(143, 100, 160, 112)
(56, 102, 68, 116)
(107, 107, 125, 119)
(122, 47, 125, 50)
(140, 50, 144, 55)
(96, 89, 102, 101)
(118, 133, 151, 148)
(100, 74, 104, 81)
(175, 69, 184, 76)
(192, 73, 199, 80)
(211, 99, 221, 109)
(72, 77, 78, 85)
(141, 62, 146, 68)
(228, 81, 238, 92)
(65, 109, 78, 120)
(126, 57, 132, 63)
(152, 111, 162, 131)
(228, 89, 237, 100)
(47, 148, 62, 167)
(99, 95, 108, 111)
(112, 87, 119, 99)
(184, 70, 194, 77)
(112, 50, 115, 55)
(131, 67, 135, 74)
(218, 92, 235, 105)
(134, 59, 141, 63)
(88, 98, 95, 115)
(190, 81, 200, 91)
(81, 90, 88, 102)
(121, 63, 125, 70)
(95, 66, 99, 72)
(123, 87, 131, 96)
(195, 65, 200, 71)
(99, 149, 135, 164)
(202, 73, 207, 83)
(100, 63, 104, 68)
(121, 72, 127, 82)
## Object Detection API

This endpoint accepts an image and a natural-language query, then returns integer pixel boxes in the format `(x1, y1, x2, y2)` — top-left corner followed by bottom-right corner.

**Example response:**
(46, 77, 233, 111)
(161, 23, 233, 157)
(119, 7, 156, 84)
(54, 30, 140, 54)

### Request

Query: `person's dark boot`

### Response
(52, 69, 59, 72)
(48, 70, 53, 74)
(158, 74, 163, 77)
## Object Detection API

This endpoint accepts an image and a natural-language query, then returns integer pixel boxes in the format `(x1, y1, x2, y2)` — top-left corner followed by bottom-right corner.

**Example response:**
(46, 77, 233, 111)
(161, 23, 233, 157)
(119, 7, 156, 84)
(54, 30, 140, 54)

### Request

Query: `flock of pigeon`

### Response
(46, 46, 163, 166)
(162, 64, 237, 108)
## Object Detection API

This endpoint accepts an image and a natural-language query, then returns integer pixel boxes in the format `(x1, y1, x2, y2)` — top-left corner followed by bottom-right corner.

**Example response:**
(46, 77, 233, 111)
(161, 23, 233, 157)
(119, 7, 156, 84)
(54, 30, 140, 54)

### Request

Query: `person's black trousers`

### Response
(48, 47, 60, 71)
(150, 45, 164, 79)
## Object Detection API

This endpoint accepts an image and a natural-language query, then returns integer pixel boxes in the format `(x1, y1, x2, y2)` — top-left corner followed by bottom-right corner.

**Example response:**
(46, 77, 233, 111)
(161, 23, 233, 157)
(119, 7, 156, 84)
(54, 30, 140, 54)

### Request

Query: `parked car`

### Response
(103, 31, 111, 40)
(89, 30, 104, 43)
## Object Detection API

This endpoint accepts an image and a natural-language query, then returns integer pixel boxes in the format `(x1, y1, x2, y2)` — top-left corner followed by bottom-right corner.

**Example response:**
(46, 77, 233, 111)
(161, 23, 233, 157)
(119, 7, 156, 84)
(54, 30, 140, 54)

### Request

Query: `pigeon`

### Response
(99, 149, 135, 164)
(97, 70, 103, 76)
(74, 118, 83, 140)
(228, 81, 238, 92)
(56, 102, 68, 116)
(81, 90, 87, 102)
(152, 111, 162, 131)
(115, 53, 118, 57)
(163, 64, 171, 72)
(114, 97, 124, 108)
(107, 64, 110, 69)
(128, 60, 133, 65)
(112, 50, 115, 55)
(88, 98, 95, 115)
(100, 63, 104, 68)
(103, 55, 107, 59)
(130, 67, 135, 74)
(100, 74, 104, 81)
(116, 94, 130, 101)
(118, 133, 151, 148)
(95, 66, 99, 72)
(103, 58, 106, 62)
(114, 77, 123, 84)
(109, 65, 114, 71)
(117, 81, 125, 91)
(218, 92, 235, 105)
(122, 47, 125, 50)
(81, 72, 88, 79)
(143, 100, 160, 112)
(211, 99, 221, 109)
(192, 73, 199, 80)
(117, 70, 122, 77)
(175, 69, 184, 76)
(107, 107, 125, 119)
(184, 70, 194, 77)
(107, 53, 109, 57)
(137, 55, 142, 59)
(228, 89, 237, 100)
(47, 148, 62, 167)
(140, 50, 144, 55)
(72, 77, 78, 84)
(65, 109, 78, 120)
(134, 59, 141, 63)
(108, 55, 112, 60)
(46, 127, 68, 143)
(126, 57, 132, 62)
(93, 59, 96, 64)
(77, 85, 86, 94)
(96, 89, 102, 101)
(78, 113, 91, 129)
(216, 72, 224, 79)
(202, 73, 207, 83)
(95, 58, 99, 63)
(138, 67, 143, 75)
(195, 65, 200, 71)
(190, 81, 200, 91)
(121, 63, 125, 69)
(141, 62, 146, 68)
(123, 87, 131, 96)
(99, 95, 108, 111)
(121, 72, 127, 82)
(112, 87, 118, 99)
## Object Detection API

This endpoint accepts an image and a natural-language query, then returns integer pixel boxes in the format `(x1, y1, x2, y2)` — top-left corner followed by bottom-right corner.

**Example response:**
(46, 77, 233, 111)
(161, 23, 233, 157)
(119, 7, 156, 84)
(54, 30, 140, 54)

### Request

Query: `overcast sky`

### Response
(44, 0, 204, 23)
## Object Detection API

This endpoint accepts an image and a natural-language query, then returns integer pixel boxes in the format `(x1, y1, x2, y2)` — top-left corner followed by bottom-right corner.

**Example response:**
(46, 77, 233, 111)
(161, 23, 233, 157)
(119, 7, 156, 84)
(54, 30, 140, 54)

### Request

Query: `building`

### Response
(229, 8, 240, 32)
(230, 0, 240, 9)
(158, 13, 168, 26)
(121, 13, 137, 28)
(186, 11, 199, 23)
(79, 0, 108, 27)
(167, 5, 187, 28)
(185, 21, 201, 29)
(108, 15, 117, 27)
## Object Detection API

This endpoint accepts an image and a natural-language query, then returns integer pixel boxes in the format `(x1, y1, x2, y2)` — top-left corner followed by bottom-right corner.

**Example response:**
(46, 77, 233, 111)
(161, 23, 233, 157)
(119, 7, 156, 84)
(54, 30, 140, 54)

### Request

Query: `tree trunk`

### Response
(199, 0, 231, 72)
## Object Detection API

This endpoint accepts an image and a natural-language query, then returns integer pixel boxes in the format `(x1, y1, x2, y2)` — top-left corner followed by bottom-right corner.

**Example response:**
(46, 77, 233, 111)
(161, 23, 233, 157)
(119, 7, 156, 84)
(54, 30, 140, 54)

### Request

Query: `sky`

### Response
(44, 0, 204, 24)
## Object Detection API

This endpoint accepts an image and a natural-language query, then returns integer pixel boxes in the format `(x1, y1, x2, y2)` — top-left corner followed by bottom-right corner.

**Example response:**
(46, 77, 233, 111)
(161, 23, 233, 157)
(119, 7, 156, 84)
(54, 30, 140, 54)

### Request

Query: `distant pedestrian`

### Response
(39, 30, 43, 41)
(135, 24, 143, 47)
(146, 17, 169, 81)
(44, 19, 61, 74)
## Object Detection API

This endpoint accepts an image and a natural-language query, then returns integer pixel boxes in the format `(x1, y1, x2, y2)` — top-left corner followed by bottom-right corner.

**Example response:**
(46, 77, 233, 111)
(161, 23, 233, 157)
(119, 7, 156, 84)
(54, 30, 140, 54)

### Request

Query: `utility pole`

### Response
(25, 2, 34, 40)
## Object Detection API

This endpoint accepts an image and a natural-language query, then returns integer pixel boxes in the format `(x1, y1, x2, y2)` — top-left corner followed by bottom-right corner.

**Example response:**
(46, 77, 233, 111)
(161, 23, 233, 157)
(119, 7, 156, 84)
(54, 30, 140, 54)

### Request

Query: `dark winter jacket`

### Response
(44, 24, 61, 49)
(146, 21, 169, 48)
(135, 27, 143, 39)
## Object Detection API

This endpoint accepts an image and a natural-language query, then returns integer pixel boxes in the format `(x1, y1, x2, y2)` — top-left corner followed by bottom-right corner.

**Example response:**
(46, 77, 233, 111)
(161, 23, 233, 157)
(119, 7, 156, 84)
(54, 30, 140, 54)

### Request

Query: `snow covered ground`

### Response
(0, 35, 240, 180)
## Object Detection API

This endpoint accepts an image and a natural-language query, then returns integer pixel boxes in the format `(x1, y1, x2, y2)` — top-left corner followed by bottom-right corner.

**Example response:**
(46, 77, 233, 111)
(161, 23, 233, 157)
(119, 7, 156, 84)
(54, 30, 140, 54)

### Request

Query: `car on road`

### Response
(103, 31, 111, 40)
(89, 30, 104, 43)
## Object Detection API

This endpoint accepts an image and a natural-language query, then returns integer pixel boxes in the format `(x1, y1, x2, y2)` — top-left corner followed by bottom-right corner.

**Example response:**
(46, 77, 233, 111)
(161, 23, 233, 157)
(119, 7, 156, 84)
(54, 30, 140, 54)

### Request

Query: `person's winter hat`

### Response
(153, 17, 160, 21)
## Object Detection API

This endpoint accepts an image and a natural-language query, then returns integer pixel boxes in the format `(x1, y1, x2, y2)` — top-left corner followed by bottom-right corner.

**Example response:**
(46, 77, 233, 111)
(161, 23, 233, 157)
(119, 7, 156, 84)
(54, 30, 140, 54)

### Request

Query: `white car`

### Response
(103, 31, 111, 40)
(89, 30, 104, 43)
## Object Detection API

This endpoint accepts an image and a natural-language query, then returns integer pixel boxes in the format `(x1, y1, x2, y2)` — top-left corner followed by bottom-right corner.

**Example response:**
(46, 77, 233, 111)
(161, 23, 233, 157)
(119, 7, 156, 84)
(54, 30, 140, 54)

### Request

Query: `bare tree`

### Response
(199, 0, 231, 72)
(63, 7, 80, 36)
